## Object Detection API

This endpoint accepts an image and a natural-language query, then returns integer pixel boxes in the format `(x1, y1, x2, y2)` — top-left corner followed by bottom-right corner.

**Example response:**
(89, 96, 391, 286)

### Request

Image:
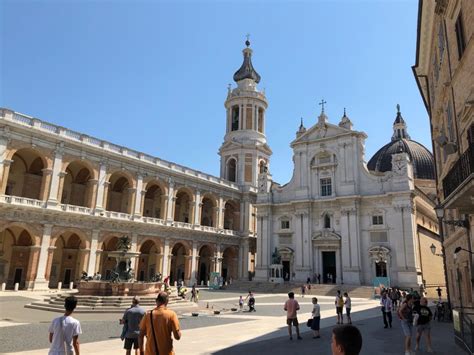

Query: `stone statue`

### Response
(271, 247, 281, 264)
(117, 236, 131, 251)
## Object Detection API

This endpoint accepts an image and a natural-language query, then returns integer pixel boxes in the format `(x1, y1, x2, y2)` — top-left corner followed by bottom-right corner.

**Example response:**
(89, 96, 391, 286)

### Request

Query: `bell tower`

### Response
(219, 39, 272, 187)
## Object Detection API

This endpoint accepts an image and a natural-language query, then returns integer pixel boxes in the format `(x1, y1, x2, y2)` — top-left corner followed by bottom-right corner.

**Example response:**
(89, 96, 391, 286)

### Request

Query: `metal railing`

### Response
(443, 144, 474, 199)
(453, 308, 474, 354)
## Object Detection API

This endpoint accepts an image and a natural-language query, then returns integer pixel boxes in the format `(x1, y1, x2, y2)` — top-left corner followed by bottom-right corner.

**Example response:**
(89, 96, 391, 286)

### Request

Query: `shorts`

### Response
(417, 323, 431, 333)
(311, 316, 320, 330)
(346, 308, 351, 316)
(336, 307, 343, 314)
(401, 320, 413, 337)
(287, 318, 299, 326)
(124, 338, 139, 350)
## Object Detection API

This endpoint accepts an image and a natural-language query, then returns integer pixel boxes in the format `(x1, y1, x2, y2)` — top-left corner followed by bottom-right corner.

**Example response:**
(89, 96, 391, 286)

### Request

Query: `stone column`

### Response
(215, 245, 222, 274)
(160, 194, 168, 220)
(86, 179, 98, 209)
(193, 190, 201, 225)
(87, 230, 100, 276)
(212, 206, 219, 228)
(39, 168, 53, 201)
(130, 233, 138, 271)
(0, 159, 13, 195)
(95, 250, 103, 276)
(0, 136, 9, 192)
(166, 182, 175, 221)
(94, 161, 107, 211)
(133, 174, 144, 217)
(190, 241, 198, 285)
(47, 148, 64, 207)
(184, 255, 192, 284)
(127, 188, 136, 215)
(255, 213, 270, 280)
(56, 172, 67, 204)
(217, 196, 225, 229)
(162, 239, 170, 277)
(33, 224, 53, 290)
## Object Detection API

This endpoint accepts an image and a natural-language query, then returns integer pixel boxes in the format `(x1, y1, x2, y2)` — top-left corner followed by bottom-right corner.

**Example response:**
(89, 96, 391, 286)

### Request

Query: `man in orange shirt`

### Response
(139, 292, 181, 355)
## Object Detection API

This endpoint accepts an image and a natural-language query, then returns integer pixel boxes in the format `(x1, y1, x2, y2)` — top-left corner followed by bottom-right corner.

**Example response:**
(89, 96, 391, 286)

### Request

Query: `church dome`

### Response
(233, 39, 261, 83)
(367, 106, 435, 180)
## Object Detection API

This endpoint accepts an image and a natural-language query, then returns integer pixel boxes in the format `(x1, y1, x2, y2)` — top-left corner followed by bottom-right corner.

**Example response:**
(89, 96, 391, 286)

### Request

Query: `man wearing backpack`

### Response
(48, 296, 82, 355)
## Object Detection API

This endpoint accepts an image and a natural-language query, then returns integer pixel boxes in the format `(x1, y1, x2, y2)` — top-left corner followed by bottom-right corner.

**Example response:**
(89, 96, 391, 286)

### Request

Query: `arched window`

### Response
(231, 106, 239, 131)
(324, 214, 331, 229)
(227, 159, 236, 182)
(259, 160, 267, 174)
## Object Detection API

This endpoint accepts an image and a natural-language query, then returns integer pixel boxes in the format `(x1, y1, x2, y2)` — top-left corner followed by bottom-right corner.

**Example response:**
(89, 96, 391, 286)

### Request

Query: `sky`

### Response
(0, 0, 430, 185)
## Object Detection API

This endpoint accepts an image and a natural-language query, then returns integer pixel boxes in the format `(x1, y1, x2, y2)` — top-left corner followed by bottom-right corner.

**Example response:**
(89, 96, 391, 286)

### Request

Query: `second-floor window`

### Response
(372, 215, 384, 225)
(320, 178, 332, 196)
(455, 11, 466, 60)
(281, 220, 290, 230)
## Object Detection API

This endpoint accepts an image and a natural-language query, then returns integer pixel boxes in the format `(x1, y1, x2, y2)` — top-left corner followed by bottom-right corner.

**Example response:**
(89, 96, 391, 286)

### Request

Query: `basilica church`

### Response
(0, 40, 444, 295)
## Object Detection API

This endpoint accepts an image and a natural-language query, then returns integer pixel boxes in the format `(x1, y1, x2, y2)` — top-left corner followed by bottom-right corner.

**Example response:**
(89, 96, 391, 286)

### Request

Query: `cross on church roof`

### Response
(318, 99, 327, 113)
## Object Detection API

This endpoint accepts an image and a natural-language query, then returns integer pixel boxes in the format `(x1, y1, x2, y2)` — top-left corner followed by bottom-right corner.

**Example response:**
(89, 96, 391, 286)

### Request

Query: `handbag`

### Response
(306, 318, 313, 327)
(149, 310, 160, 354)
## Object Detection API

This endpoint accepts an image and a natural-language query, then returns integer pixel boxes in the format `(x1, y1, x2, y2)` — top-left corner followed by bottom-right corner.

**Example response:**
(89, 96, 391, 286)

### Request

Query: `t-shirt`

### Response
(336, 295, 344, 307)
(414, 305, 432, 325)
(284, 298, 300, 319)
(139, 306, 180, 355)
(123, 305, 145, 339)
(48, 315, 82, 355)
(344, 297, 351, 309)
(381, 297, 393, 312)
(312, 304, 320, 318)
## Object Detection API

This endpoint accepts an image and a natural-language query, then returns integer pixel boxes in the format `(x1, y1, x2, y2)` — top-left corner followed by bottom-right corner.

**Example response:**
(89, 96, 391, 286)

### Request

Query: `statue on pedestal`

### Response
(271, 247, 281, 264)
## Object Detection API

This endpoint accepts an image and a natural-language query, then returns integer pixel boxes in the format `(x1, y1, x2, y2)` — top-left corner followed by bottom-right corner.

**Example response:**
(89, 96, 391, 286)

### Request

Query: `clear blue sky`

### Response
(1, 0, 429, 184)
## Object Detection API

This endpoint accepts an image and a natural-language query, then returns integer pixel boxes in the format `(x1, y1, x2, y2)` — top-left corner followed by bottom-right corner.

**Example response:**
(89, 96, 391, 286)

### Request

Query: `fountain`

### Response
(77, 236, 163, 296)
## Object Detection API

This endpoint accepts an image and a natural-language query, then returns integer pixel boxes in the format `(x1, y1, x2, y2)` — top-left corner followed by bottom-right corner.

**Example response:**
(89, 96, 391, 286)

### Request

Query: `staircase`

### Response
(25, 289, 195, 313)
(224, 281, 374, 299)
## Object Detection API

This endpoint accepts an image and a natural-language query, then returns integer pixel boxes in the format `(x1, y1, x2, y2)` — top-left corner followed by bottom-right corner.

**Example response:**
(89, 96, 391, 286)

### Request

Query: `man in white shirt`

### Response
(380, 291, 393, 328)
(48, 296, 82, 355)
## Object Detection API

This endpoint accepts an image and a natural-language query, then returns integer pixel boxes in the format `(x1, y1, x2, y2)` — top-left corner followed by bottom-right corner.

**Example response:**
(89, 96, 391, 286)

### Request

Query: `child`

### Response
(311, 297, 321, 338)
(344, 292, 352, 324)
(239, 296, 244, 311)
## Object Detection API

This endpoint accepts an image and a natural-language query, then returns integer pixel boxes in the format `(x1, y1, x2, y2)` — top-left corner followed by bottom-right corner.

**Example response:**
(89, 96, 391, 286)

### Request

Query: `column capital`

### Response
(42, 168, 53, 175)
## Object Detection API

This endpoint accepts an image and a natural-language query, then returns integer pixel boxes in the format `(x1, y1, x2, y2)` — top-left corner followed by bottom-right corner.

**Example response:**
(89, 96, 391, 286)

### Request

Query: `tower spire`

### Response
(391, 104, 410, 141)
(233, 38, 261, 83)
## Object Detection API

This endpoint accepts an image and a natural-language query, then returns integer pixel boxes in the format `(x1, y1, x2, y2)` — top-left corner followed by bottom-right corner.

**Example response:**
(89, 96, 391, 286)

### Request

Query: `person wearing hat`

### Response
(121, 297, 145, 355)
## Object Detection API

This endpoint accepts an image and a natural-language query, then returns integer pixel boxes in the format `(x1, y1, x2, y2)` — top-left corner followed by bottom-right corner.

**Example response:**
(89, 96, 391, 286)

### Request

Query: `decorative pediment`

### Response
(291, 122, 352, 146)
(312, 230, 341, 247)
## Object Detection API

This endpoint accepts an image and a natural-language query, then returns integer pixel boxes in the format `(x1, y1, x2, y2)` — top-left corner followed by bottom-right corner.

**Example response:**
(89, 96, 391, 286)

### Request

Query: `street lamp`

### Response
(454, 246, 474, 258)
(434, 204, 452, 318)
(430, 243, 443, 257)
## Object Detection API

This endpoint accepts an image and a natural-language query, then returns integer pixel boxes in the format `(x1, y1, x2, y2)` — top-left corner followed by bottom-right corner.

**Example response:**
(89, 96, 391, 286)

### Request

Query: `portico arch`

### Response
(174, 188, 193, 223)
(5, 148, 48, 200)
(197, 244, 214, 284)
(48, 232, 87, 288)
(143, 182, 165, 219)
(99, 236, 119, 280)
(106, 172, 133, 214)
(201, 194, 217, 227)
(137, 239, 161, 281)
(62, 161, 94, 207)
(224, 200, 240, 231)
(222, 246, 238, 282)
(170, 242, 190, 284)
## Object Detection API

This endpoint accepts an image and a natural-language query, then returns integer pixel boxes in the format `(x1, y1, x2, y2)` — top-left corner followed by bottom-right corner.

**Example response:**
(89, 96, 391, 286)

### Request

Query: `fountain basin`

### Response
(77, 281, 164, 296)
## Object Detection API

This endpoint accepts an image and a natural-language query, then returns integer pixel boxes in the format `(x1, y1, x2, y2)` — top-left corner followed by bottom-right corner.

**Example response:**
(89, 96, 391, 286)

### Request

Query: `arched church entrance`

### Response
(198, 245, 213, 285)
(222, 246, 238, 282)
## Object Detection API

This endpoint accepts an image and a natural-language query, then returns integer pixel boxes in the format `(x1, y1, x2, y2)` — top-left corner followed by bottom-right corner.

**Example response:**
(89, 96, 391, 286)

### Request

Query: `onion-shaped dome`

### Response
(367, 139, 435, 179)
(233, 40, 261, 83)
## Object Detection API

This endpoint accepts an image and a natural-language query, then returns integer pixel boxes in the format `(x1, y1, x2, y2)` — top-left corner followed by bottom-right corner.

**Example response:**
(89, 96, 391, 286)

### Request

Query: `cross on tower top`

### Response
(318, 99, 327, 113)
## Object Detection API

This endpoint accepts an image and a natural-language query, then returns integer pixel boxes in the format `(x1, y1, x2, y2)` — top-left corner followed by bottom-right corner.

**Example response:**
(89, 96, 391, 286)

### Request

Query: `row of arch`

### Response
(2, 148, 241, 230)
(0, 225, 239, 289)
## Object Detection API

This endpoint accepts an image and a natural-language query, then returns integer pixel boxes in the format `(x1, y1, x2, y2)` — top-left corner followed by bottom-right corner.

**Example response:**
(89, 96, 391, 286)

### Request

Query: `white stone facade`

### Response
(255, 111, 435, 289)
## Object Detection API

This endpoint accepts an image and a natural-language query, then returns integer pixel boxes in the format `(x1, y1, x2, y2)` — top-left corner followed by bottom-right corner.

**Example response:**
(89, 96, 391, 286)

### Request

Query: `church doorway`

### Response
(322, 251, 336, 284)
(282, 261, 290, 281)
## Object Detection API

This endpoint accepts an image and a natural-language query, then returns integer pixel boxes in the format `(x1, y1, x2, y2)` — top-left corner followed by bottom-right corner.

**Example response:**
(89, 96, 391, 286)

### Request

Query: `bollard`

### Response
(69, 282, 74, 290)
(58, 282, 62, 290)
(207, 280, 210, 287)
(201, 280, 204, 286)
(1, 283, 6, 291)
(174, 281, 177, 287)
(14, 283, 19, 291)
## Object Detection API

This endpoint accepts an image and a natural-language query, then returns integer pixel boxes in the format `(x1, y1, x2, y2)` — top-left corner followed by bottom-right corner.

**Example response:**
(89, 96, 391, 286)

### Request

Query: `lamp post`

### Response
(434, 205, 451, 312)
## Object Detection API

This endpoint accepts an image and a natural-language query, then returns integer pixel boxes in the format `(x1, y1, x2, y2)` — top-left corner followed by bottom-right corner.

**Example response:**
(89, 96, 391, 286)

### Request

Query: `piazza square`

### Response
(0, 1, 473, 355)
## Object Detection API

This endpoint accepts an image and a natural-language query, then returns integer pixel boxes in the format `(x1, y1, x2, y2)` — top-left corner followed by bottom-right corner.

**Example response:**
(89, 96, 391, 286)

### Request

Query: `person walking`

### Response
(343, 292, 352, 324)
(190, 284, 197, 303)
(317, 273, 321, 284)
(48, 296, 82, 355)
(331, 325, 363, 355)
(398, 294, 415, 355)
(311, 297, 321, 339)
(284, 292, 302, 340)
(301, 284, 306, 298)
(380, 291, 393, 328)
(245, 290, 256, 312)
(239, 296, 244, 311)
(414, 297, 433, 353)
(139, 291, 181, 355)
(121, 297, 145, 355)
(335, 290, 344, 324)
